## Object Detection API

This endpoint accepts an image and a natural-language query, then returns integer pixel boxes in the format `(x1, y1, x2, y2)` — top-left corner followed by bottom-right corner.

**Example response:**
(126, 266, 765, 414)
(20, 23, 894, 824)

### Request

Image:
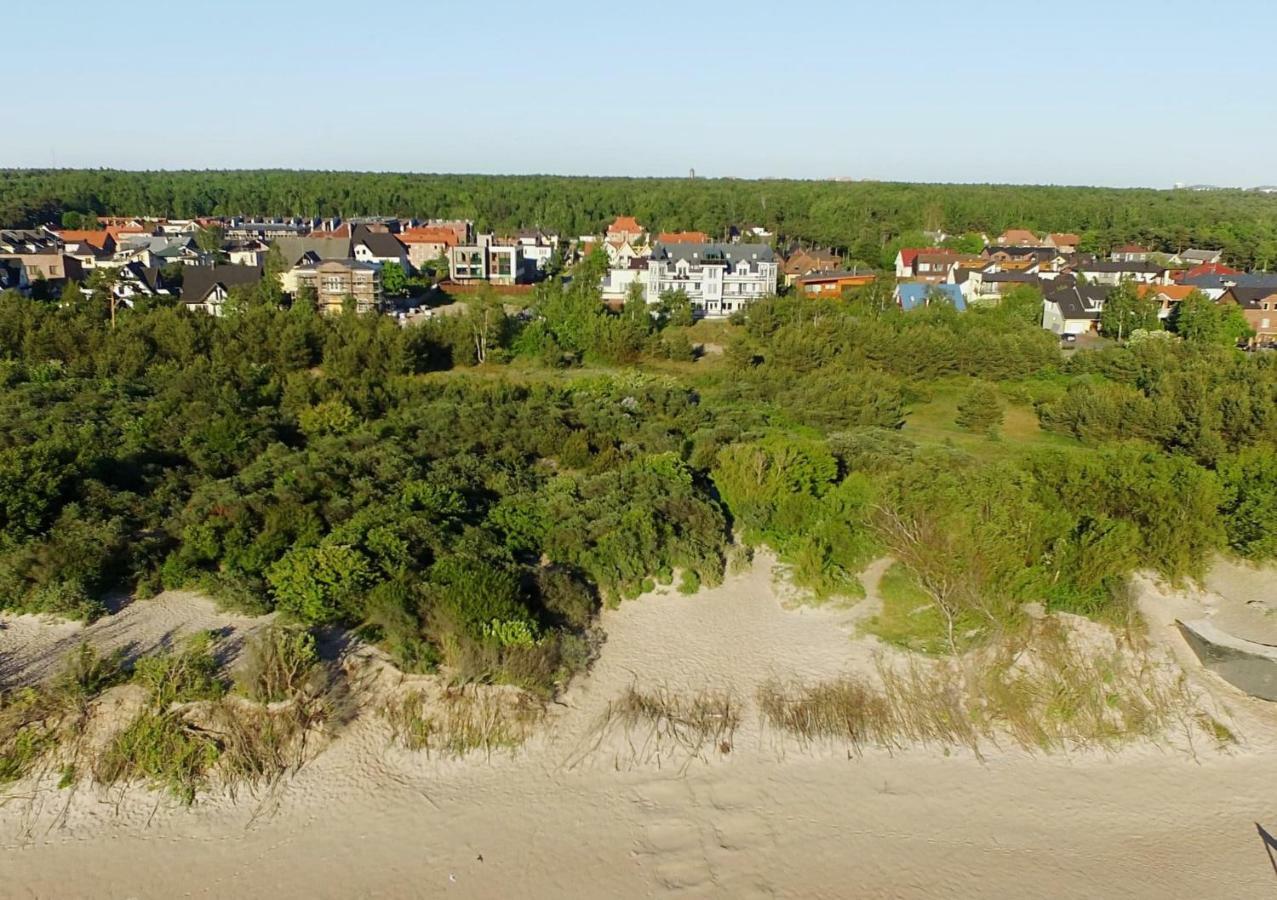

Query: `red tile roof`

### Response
(1114, 244, 1149, 253)
(1174, 262, 1241, 282)
(998, 229, 1040, 245)
(55, 229, 113, 250)
(1137, 284, 1196, 302)
(606, 216, 644, 236)
(897, 247, 944, 268)
(309, 224, 352, 239)
(657, 231, 709, 244)
(399, 227, 458, 246)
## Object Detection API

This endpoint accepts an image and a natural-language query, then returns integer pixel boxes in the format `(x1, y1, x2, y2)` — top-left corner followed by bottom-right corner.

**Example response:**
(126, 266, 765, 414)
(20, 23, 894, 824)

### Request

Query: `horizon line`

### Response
(3, 167, 1276, 193)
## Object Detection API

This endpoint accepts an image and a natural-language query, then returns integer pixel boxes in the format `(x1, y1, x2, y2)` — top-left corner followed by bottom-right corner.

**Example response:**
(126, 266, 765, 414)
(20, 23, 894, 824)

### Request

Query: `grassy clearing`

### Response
(902, 378, 1077, 454)
(762, 618, 1221, 756)
(382, 686, 543, 759)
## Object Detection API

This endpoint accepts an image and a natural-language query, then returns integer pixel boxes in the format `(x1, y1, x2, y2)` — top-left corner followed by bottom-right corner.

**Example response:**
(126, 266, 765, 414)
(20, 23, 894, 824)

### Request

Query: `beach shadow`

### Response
(1256, 823, 1277, 879)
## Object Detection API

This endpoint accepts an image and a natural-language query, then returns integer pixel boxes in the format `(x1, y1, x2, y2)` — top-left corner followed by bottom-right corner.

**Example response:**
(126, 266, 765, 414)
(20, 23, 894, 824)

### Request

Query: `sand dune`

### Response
(3, 555, 1277, 898)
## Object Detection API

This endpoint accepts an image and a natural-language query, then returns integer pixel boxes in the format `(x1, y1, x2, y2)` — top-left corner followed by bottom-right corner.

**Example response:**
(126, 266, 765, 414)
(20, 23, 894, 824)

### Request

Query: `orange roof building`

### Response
(55, 229, 115, 250)
(606, 216, 645, 239)
(997, 229, 1041, 246)
(657, 231, 710, 245)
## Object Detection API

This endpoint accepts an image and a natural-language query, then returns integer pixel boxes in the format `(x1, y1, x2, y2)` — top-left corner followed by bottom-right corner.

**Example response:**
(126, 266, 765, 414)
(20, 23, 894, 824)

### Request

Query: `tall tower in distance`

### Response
(689, 168, 696, 180)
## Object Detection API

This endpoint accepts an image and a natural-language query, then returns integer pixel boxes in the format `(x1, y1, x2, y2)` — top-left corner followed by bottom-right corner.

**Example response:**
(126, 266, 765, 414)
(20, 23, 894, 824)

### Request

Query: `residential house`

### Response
(487, 243, 523, 285)
(353, 230, 410, 270)
(1219, 287, 1277, 345)
(112, 263, 171, 303)
(225, 219, 312, 241)
(1177, 248, 1224, 267)
(423, 219, 472, 245)
(450, 244, 489, 283)
(1041, 282, 1109, 335)
(448, 236, 527, 286)
(1176, 271, 1277, 300)
(997, 229, 1042, 247)
(290, 259, 384, 314)
(1173, 262, 1240, 284)
(59, 235, 116, 270)
(894, 247, 944, 278)
(896, 282, 966, 311)
(792, 269, 877, 298)
(1136, 283, 1197, 321)
(644, 243, 777, 317)
(606, 216, 646, 244)
(1045, 233, 1081, 254)
(1072, 259, 1169, 286)
(601, 216, 649, 268)
(228, 239, 270, 267)
(273, 237, 355, 291)
(180, 264, 265, 316)
(784, 248, 843, 285)
(399, 227, 458, 273)
(1110, 244, 1151, 263)
(600, 258, 649, 302)
(983, 246, 1065, 272)
(515, 230, 558, 273)
(657, 231, 710, 245)
(116, 235, 206, 268)
(971, 270, 1043, 301)
(0, 230, 71, 282)
(53, 229, 116, 255)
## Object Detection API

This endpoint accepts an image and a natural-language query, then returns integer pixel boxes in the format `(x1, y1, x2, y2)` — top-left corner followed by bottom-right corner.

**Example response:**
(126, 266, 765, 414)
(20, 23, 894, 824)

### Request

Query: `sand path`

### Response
(3, 556, 1277, 898)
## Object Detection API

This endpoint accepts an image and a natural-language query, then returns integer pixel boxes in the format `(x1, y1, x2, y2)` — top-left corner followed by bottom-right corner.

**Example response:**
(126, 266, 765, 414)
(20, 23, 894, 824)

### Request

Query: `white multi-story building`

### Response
(643, 243, 777, 317)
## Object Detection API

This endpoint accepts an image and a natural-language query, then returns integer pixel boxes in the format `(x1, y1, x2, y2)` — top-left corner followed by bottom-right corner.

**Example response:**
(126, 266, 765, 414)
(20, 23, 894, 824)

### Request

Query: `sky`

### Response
(5, 0, 1275, 188)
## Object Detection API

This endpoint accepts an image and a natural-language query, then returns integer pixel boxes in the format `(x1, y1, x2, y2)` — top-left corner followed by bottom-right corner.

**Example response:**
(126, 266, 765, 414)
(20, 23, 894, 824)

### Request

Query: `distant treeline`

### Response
(5, 170, 1277, 268)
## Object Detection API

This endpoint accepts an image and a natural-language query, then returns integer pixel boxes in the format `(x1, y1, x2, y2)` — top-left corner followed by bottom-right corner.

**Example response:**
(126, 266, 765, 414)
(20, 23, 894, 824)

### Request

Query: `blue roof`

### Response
(896, 282, 966, 312)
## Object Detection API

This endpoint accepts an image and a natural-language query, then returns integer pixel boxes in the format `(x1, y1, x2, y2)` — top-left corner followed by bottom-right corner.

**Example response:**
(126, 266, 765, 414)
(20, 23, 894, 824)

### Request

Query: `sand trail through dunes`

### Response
(3, 554, 1277, 898)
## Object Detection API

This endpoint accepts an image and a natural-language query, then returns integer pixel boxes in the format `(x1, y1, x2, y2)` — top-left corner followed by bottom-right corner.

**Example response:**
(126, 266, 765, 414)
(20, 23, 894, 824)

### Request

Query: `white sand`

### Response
(4, 556, 1277, 898)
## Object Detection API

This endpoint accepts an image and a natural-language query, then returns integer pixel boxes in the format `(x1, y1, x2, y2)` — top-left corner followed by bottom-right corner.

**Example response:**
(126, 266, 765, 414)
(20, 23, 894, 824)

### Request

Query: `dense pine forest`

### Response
(2, 269, 1275, 691)
(5, 170, 1277, 267)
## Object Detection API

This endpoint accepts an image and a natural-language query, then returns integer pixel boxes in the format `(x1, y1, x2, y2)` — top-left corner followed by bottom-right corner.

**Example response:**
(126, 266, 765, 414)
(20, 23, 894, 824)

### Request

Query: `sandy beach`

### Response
(3, 554, 1276, 899)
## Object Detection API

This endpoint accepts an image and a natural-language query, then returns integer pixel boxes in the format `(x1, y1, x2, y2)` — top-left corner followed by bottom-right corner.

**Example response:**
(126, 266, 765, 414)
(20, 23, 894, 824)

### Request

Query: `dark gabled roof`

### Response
(982, 271, 1041, 284)
(983, 246, 1058, 260)
(272, 236, 353, 266)
(1222, 286, 1277, 309)
(1045, 282, 1110, 319)
(356, 231, 407, 258)
(1074, 260, 1167, 274)
(120, 262, 167, 294)
(652, 242, 774, 265)
(181, 264, 264, 304)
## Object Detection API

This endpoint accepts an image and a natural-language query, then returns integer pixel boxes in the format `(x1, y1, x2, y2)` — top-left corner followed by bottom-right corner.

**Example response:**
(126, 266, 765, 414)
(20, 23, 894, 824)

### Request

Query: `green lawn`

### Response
(901, 377, 1079, 455)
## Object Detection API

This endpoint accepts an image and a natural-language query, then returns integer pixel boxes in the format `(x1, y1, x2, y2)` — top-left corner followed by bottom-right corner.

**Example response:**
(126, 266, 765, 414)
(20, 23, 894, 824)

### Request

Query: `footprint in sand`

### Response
(631, 780, 779, 897)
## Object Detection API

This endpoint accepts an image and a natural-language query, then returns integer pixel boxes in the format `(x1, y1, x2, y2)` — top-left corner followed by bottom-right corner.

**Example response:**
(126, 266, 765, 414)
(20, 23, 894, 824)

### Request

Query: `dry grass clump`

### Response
(761, 618, 1222, 757)
(94, 631, 329, 804)
(0, 643, 125, 785)
(382, 686, 543, 759)
(578, 684, 739, 771)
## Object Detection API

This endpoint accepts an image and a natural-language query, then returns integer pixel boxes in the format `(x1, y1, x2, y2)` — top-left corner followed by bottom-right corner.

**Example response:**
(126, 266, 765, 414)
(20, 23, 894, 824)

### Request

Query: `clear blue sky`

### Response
(6, 0, 1274, 187)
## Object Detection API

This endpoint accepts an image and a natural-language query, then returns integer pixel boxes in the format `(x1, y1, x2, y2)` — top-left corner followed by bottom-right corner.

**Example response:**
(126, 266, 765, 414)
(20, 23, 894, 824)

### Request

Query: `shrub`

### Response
(236, 626, 321, 703)
(955, 381, 1003, 434)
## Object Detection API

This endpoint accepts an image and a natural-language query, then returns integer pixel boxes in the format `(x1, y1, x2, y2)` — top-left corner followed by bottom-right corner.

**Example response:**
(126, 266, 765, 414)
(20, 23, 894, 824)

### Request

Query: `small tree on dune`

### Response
(956, 381, 1004, 436)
